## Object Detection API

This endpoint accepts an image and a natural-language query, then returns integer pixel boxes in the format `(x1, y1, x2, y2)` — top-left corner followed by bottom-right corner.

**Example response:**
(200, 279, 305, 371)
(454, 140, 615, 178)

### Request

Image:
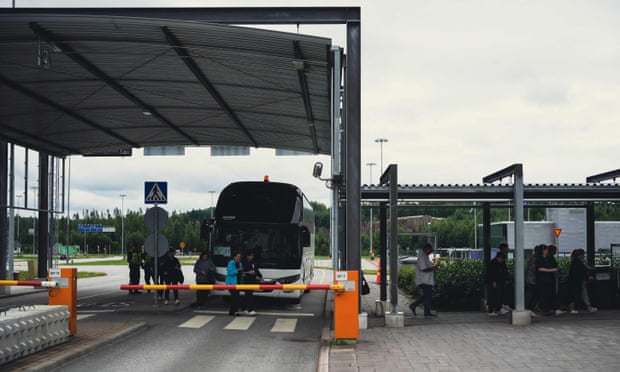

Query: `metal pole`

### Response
(514, 166, 525, 312)
(366, 162, 375, 256)
(120, 194, 126, 258)
(65, 157, 71, 263)
(209, 191, 215, 218)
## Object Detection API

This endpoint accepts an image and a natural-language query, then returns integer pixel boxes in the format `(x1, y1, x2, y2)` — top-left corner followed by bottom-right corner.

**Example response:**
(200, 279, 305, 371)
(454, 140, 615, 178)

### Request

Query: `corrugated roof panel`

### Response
(0, 14, 333, 156)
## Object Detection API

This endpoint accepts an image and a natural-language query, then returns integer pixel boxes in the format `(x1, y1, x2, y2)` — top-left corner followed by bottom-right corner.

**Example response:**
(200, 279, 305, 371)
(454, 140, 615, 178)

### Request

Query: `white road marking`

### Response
(224, 316, 256, 330)
(178, 315, 215, 329)
(270, 318, 297, 333)
(194, 310, 314, 318)
(77, 314, 96, 320)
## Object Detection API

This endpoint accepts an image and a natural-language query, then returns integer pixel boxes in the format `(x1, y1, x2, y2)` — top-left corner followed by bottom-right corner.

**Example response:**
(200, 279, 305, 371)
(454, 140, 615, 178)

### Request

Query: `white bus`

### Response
(204, 179, 315, 300)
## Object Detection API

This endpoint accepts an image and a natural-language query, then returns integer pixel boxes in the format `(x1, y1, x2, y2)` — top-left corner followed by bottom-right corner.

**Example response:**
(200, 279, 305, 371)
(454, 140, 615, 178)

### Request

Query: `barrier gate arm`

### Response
(120, 283, 345, 291)
(0, 279, 58, 287)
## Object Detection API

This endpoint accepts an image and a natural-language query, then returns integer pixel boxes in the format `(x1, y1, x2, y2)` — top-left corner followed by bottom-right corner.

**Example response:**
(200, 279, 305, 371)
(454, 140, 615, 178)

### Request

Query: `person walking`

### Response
(193, 251, 216, 308)
(409, 243, 439, 317)
(486, 251, 509, 316)
(161, 248, 181, 305)
(241, 250, 262, 316)
(127, 243, 142, 294)
(226, 251, 243, 316)
(526, 244, 543, 316)
(567, 248, 597, 314)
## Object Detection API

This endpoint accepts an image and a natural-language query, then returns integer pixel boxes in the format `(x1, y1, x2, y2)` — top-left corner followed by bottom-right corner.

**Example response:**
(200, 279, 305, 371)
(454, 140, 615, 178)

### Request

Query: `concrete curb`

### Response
(9, 321, 148, 372)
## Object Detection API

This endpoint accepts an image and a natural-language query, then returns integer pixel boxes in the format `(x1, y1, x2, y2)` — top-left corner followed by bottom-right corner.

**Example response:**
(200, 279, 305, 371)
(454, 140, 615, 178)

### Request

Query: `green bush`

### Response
(397, 266, 416, 295)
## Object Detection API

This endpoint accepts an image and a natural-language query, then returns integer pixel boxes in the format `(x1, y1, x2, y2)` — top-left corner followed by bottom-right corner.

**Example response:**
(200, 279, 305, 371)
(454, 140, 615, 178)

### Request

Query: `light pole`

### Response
(375, 138, 388, 171)
(31, 186, 38, 255)
(366, 162, 376, 257)
(120, 194, 126, 258)
(16, 194, 22, 251)
(209, 191, 215, 218)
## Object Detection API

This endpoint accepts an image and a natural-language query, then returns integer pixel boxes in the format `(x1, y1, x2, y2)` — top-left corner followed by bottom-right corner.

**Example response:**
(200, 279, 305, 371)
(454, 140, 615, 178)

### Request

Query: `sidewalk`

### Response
(326, 259, 620, 371)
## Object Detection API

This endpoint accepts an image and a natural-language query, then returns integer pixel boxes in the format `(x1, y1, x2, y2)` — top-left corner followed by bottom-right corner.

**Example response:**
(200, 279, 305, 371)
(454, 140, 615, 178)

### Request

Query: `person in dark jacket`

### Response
(241, 250, 262, 316)
(193, 251, 216, 308)
(567, 248, 597, 314)
(127, 243, 142, 294)
(140, 245, 154, 293)
(486, 252, 508, 316)
(161, 248, 181, 305)
(536, 244, 565, 316)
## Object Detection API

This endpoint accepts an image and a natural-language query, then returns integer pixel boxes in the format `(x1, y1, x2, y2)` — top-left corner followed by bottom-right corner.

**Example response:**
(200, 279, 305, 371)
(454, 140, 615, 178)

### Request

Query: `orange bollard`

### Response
(48, 267, 78, 336)
(375, 259, 381, 284)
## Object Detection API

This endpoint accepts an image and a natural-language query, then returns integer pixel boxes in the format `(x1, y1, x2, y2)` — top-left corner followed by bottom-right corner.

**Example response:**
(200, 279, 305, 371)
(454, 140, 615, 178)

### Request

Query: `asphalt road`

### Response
(4, 262, 334, 372)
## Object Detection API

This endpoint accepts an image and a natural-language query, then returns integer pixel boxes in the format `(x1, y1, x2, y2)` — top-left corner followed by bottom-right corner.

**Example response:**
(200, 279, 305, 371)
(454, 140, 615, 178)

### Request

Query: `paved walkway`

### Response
(326, 259, 620, 372)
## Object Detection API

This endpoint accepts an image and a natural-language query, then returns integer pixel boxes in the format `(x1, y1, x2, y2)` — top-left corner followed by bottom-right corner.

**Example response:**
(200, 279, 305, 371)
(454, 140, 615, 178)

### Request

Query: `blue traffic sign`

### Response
(145, 181, 168, 204)
(77, 225, 103, 233)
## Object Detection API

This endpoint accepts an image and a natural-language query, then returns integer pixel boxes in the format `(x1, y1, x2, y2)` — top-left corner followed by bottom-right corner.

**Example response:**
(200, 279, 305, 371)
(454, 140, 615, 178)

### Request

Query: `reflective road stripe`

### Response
(179, 315, 215, 329)
(224, 316, 256, 330)
(270, 318, 297, 333)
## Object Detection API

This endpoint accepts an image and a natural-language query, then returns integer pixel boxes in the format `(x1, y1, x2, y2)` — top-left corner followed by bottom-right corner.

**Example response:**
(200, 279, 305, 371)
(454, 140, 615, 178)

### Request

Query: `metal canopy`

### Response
(0, 14, 333, 156)
(361, 183, 620, 201)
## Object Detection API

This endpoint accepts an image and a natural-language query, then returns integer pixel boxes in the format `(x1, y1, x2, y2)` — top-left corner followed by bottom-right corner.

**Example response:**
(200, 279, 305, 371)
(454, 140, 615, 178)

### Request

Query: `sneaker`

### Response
(499, 308, 509, 315)
(501, 304, 513, 311)
(555, 309, 566, 316)
(570, 310, 579, 315)
(248, 310, 256, 316)
(243, 310, 250, 315)
(175, 299, 180, 305)
(530, 311, 539, 318)
(588, 307, 598, 313)
(408, 303, 417, 316)
(488, 311, 499, 317)
(164, 300, 169, 305)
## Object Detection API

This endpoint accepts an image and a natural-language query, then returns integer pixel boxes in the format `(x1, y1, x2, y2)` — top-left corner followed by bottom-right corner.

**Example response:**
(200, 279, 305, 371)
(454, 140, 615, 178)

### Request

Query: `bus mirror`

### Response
(301, 226, 311, 247)
(200, 219, 212, 241)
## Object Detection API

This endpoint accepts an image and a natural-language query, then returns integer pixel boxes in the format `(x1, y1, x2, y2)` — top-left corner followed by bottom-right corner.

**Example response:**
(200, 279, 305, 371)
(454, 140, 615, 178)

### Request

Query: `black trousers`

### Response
(229, 290, 240, 315)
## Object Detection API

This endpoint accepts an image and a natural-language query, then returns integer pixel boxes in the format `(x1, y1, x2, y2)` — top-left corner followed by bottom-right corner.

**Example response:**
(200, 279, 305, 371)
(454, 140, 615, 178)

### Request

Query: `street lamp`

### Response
(209, 191, 215, 218)
(374, 138, 388, 171)
(366, 162, 376, 257)
(120, 194, 127, 258)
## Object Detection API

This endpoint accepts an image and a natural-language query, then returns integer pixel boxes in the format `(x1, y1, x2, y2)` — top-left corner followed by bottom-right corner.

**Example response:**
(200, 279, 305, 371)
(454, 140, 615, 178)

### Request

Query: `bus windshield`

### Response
(211, 223, 301, 269)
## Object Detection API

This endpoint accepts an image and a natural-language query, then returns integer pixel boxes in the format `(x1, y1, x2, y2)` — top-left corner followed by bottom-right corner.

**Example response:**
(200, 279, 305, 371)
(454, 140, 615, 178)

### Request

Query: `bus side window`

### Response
(301, 226, 311, 247)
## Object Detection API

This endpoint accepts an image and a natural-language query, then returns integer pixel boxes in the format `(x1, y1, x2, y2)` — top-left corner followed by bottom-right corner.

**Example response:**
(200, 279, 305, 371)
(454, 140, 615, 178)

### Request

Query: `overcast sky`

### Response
(5, 0, 620, 216)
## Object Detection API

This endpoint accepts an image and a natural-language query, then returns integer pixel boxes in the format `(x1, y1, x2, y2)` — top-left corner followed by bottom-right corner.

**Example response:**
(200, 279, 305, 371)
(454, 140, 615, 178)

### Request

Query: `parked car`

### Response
(399, 256, 417, 265)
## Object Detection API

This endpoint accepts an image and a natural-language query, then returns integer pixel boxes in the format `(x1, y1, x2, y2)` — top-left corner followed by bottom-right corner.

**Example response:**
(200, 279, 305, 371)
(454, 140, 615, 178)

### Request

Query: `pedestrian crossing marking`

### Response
(270, 318, 297, 333)
(224, 316, 256, 330)
(179, 315, 215, 329)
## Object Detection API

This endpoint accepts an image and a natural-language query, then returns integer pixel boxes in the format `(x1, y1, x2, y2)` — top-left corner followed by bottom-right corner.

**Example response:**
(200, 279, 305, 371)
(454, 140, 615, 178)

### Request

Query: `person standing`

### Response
(498, 242, 513, 312)
(140, 245, 154, 293)
(567, 248, 597, 314)
(127, 243, 142, 294)
(193, 251, 216, 308)
(226, 251, 243, 316)
(241, 250, 262, 316)
(161, 248, 181, 305)
(536, 244, 565, 316)
(486, 252, 509, 316)
(409, 243, 439, 317)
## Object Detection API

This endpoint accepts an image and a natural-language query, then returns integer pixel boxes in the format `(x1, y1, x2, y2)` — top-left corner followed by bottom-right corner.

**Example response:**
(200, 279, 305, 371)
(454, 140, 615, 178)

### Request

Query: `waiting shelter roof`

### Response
(0, 14, 333, 156)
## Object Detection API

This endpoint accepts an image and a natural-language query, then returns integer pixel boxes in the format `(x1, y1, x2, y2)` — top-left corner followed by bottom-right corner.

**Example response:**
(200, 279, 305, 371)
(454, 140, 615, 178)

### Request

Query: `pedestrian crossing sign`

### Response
(144, 181, 168, 204)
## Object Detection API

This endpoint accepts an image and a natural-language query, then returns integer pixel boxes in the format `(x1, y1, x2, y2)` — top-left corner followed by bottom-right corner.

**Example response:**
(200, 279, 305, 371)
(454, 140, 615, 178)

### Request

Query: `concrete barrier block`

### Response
(0, 305, 69, 366)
